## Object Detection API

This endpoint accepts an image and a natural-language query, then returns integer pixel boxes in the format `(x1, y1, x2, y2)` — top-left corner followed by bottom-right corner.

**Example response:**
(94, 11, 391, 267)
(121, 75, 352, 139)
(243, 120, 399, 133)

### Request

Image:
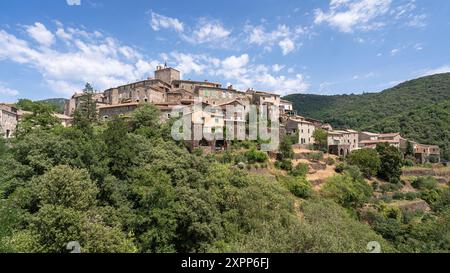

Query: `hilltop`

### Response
(284, 73, 450, 160)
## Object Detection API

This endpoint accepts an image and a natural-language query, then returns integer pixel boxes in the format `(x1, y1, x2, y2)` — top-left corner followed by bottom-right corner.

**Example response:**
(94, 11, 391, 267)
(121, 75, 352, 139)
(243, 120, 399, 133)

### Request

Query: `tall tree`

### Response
(376, 143, 404, 184)
(73, 83, 98, 130)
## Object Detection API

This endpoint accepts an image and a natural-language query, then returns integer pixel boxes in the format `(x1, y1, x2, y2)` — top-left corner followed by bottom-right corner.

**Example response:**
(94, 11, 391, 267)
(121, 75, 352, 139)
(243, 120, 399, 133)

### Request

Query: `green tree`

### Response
(33, 165, 98, 211)
(73, 83, 98, 130)
(313, 128, 328, 151)
(130, 104, 161, 137)
(347, 148, 381, 178)
(103, 117, 136, 179)
(406, 140, 414, 157)
(376, 143, 404, 183)
(17, 102, 60, 136)
(279, 136, 294, 160)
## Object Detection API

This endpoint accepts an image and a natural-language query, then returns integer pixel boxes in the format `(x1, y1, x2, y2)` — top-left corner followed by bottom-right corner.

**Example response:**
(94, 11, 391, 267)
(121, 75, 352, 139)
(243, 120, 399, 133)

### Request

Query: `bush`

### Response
(347, 149, 381, 178)
(326, 157, 335, 166)
(275, 159, 293, 171)
(412, 176, 438, 190)
(321, 170, 373, 209)
(290, 163, 309, 177)
(278, 175, 312, 198)
(245, 149, 268, 164)
(403, 159, 414, 167)
(193, 148, 203, 157)
(335, 163, 348, 173)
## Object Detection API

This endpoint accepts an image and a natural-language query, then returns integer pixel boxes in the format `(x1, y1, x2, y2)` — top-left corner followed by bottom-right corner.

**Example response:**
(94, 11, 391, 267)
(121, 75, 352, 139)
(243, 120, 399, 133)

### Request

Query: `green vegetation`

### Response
(412, 176, 438, 190)
(347, 148, 381, 178)
(321, 167, 373, 209)
(312, 128, 328, 151)
(0, 101, 448, 253)
(284, 73, 450, 160)
(376, 143, 404, 184)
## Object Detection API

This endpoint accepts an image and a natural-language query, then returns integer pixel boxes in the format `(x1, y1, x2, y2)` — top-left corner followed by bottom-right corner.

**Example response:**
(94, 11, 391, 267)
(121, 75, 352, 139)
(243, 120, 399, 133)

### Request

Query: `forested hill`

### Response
(283, 73, 450, 160)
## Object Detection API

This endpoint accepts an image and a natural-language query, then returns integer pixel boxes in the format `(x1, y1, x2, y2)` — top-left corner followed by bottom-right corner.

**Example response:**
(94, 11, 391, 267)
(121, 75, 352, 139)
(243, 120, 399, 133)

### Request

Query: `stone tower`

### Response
(154, 65, 180, 84)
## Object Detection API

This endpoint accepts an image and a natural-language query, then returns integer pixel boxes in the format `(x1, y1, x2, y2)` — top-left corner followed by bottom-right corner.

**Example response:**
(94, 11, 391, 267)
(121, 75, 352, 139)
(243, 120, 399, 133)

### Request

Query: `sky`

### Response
(0, 0, 450, 102)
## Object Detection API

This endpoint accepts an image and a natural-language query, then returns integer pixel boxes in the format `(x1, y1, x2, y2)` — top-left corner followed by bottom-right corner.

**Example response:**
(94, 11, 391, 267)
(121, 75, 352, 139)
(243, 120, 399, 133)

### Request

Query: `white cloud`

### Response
(0, 23, 161, 96)
(422, 65, 450, 76)
(272, 64, 285, 72)
(150, 12, 184, 32)
(390, 48, 400, 56)
(278, 38, 295, 55)
(314, 0, 392, 32)
(66, 0, 81, 6)
(0, 83, 19, 97)
(25, 22, 55, 47)
(0, 22, 310, 97)
(150, 13, 232, 46)
(185, 18, 231, 44)
(245, 24, 306, 55)
(163, 52, 309, 94)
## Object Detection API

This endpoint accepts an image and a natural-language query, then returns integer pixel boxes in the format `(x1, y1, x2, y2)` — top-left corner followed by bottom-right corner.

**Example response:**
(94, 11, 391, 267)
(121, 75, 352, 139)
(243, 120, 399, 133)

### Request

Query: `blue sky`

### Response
(1, 0, 450, 101)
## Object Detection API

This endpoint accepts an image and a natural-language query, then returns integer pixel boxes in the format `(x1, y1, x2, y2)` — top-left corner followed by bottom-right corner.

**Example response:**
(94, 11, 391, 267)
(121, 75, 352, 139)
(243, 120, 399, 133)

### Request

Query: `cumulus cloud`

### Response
(150, 11, 184, 32)
(0, 23, 160, 96)
(0, 22, 309, 97)
(279, 38, 295, 55)
(245, 24, 306, 55)
(66, 0, 81, 6)
(25, 22, 55, 47)
(163, 52, 309, 94)
(150, 12, 233, 46)
(183, 18, 231, 44)
(0, 83, 19, 97)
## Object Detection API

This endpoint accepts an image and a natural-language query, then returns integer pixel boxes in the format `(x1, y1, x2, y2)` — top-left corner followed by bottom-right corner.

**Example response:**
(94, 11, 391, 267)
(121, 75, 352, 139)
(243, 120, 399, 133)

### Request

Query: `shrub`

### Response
(276, 159, 293, 171)
(290, 163, 309, 177)
(326, 157, 335, 166)
(347, 149, 381, 178)
(278, 175, 312, 198)
(193, 148, 203, 157)
(335, 163, 348, 173)
(321, 170, 373, 209)
(412, 176, 438, 190)
(403, 159, 414, 167)
(245, 149, 268, 164)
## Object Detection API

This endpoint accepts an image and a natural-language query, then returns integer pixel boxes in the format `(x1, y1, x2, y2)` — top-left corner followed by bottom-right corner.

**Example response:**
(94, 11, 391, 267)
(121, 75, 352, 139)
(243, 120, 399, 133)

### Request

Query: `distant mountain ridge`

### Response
(283, 73, 450, 160)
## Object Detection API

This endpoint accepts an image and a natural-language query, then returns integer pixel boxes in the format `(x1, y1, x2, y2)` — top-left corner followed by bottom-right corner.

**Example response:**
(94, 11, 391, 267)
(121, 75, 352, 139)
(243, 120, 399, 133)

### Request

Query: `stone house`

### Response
(327, 130, 359, 156)
(0, 104, 19, 138)
(286, 116, 316, 146)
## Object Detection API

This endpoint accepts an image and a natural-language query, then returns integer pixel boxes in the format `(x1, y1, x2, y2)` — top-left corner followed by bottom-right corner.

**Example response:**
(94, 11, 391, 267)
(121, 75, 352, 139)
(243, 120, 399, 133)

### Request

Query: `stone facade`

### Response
(0, 104, 18, 138)
(327, 130, 359, 156)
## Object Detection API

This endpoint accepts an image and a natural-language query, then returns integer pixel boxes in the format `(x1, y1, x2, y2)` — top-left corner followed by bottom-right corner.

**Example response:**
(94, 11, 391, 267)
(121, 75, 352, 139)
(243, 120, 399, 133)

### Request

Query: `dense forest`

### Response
(284, 73, 450, 160)
(0, 97, 448, 253)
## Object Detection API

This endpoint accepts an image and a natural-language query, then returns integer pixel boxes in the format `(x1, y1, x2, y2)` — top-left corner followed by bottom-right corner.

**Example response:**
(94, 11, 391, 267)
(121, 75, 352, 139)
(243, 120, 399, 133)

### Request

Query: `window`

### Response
(215, 118, 219, 123)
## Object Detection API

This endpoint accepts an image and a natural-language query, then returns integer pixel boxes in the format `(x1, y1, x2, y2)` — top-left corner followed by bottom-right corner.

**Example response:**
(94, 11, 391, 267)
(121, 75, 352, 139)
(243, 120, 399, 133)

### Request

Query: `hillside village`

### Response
(1, 65, 441, 164)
